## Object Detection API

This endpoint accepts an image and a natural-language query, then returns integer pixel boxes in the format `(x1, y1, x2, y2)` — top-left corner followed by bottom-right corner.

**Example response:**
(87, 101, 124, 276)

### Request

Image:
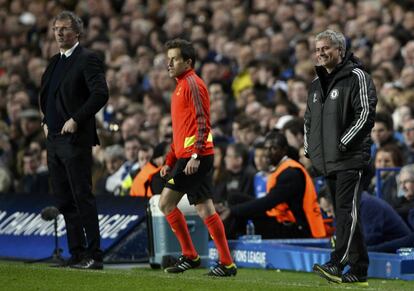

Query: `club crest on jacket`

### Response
(330, 89, 339, 100)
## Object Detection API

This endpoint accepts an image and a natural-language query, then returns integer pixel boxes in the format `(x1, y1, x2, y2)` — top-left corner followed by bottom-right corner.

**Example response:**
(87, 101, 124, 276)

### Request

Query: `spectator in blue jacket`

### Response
(318, 189, 411, 252)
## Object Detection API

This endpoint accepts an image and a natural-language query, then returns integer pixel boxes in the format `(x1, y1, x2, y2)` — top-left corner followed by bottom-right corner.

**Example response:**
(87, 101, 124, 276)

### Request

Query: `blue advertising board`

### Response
(0, 193, 148, 260)
(208, 239, 414, 280)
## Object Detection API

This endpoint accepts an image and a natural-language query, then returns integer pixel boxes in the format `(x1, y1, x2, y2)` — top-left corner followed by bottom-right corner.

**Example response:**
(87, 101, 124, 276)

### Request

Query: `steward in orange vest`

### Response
(130, 161, 161, 197)
(218, 131, 326, 239)
(129, 141, 169, 197)
(266, 158, 326, 238)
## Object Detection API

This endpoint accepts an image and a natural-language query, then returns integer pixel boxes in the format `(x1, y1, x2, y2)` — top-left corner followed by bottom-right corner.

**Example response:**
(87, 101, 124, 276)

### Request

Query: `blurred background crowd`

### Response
(1, 0, 414, 238)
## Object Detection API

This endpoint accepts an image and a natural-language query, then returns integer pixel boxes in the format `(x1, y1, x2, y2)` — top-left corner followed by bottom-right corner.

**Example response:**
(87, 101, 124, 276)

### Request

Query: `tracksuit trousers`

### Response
(325, 169, 369, 276)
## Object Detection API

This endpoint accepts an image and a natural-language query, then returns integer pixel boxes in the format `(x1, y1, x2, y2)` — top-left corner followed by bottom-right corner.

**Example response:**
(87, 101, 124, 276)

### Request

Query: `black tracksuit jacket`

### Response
(304, 53, 377, 176)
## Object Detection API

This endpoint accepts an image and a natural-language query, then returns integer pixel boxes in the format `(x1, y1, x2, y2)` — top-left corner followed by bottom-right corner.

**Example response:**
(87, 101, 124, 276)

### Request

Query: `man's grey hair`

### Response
(315, 29, 346, 57)
(53, 11, 83, 35)
(399, 164, 414, 179)
(104, 144, 125, 161)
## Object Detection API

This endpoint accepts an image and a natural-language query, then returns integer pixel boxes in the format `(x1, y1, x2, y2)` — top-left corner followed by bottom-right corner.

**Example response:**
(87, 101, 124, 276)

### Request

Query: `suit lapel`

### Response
(39, 54, 60, 98)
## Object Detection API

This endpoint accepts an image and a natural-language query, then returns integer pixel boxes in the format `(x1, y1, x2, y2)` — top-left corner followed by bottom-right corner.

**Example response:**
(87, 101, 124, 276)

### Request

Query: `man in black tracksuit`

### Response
(304, 30, 377, 286)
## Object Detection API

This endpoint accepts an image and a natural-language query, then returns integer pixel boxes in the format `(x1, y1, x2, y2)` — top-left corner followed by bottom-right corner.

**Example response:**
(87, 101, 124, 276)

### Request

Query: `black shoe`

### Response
(70, 258, 103, 270)
(164, 255, 201, 273)
(313, 262, 342, 283)
(341, 271, 369, 287)
(50, 256, 82, 268)
(206, 263, 237, 277)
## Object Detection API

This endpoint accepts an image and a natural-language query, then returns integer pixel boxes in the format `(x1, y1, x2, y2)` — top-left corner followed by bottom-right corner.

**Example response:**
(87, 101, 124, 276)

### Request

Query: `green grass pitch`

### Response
(1, 260, 413, 291)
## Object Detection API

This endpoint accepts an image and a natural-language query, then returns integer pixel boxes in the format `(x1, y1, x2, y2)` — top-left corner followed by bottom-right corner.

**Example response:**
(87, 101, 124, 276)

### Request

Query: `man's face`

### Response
(254, 148, 268, 172)
(371, 122, 392, 146)
(124, 140, 140, 163)
(105, 158, 123, 175)
(209, 83, 225, 102)
(398, 171, 414, 200)
(403, 120, 414, 147)
(20, 118, 41, 136)
(224, 146, 243, 174)
(315, 39, 341, 72)
(264, 141, 285, 166)
(146, 105, 162, 126)
(290, 81, 308, 104)
(375, 150, 395, 169)
(23, 155, 39, 175)
(167, 48, 191, 78)
(53, 19, 78, 50)
(138, 149, 153, 167)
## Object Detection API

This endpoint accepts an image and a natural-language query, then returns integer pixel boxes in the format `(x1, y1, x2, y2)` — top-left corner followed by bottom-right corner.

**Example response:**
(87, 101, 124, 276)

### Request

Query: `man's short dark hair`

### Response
(264, 130, 288, 151)
(53, 11, 84, 35)
(124, 135, 142, 145)
(254, 141, 265, 150)
(377, 144, 404, 167)
(165, 38, 196, 68)
(227, 143, 249, 166)
(375, 111, 394, 131)
(282, 117, 304, 136)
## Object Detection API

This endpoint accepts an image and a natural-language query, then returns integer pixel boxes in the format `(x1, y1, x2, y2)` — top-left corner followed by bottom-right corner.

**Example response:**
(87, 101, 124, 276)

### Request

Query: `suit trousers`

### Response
(325, 169, 369, 276)
(46, 134, 102, 261)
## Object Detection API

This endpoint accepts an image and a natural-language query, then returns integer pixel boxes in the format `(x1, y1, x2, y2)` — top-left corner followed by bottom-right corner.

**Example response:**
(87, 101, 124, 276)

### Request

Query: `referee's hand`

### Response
(184, 158, 200, 175)
(160, 165, 171, 177)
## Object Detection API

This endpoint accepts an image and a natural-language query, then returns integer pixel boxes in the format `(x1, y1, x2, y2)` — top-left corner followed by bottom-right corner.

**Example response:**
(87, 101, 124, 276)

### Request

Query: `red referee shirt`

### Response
(165, 69, 214, 167)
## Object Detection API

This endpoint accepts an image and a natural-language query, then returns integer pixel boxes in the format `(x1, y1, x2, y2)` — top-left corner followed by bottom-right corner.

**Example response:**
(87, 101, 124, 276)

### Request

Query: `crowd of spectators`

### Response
(1, 0, 414, 239)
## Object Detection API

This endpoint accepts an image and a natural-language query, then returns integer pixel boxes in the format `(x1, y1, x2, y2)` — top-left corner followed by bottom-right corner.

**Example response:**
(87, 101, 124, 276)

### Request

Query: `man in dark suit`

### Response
(39, 11, 108, 270)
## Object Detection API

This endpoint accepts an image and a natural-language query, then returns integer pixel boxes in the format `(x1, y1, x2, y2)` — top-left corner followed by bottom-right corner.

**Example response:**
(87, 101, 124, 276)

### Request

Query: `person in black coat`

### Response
(304, 29, 377, 286)
(39, 11, 108, 270)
